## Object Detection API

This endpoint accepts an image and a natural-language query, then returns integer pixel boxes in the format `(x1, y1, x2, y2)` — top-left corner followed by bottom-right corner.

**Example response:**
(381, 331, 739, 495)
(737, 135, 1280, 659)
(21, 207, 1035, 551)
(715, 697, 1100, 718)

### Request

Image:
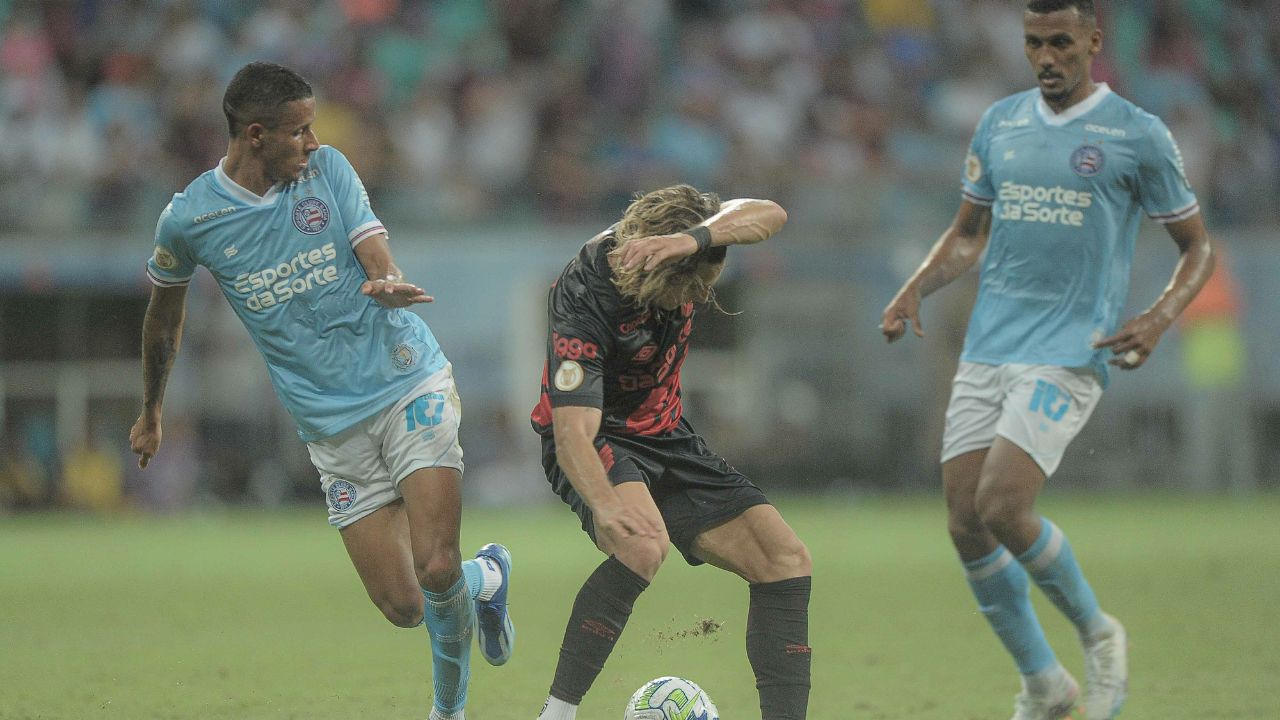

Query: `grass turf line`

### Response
(1, 494, 1277, 719)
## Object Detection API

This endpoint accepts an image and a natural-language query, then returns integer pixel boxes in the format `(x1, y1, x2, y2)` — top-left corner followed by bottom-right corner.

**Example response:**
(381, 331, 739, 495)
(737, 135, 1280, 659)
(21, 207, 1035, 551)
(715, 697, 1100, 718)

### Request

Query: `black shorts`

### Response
(541, 417, 770, 565)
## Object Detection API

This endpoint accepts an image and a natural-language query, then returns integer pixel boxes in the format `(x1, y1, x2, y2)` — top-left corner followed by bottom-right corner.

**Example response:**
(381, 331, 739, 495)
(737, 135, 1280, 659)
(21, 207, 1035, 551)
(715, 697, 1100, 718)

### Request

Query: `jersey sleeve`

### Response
(146, 201, 197, 287)
(316, 145, 386, 247)
(1137, 117, 1200, 224)
(545, 286, 611, 410)
(961, 106, 996, 206)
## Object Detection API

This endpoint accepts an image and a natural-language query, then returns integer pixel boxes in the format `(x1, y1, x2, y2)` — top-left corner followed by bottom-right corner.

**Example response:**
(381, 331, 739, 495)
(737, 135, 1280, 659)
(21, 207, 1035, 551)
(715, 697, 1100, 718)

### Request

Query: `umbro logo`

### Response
(224, 245, 238, 258)
(1004, 150, 1017, 161)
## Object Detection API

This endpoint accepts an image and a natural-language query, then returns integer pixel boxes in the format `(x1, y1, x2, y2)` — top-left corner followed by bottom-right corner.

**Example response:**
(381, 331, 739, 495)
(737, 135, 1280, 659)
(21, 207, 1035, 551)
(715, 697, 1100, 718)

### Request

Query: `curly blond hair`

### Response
(608, 184, 724, 310)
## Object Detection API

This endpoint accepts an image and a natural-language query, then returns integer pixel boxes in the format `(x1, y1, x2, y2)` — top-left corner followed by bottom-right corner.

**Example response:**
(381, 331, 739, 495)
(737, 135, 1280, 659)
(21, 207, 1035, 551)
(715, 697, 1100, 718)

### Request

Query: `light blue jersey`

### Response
(960, 84, 1198, 381)
(146, 145, 447, 441)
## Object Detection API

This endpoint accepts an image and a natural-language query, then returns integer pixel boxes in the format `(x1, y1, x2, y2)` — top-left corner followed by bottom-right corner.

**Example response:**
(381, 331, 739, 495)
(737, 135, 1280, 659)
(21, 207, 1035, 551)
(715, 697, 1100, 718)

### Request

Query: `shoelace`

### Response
(1013, 690, 1055, 716)
(1013, 678, 1076, 719)
(1086, 636, 1121, 690)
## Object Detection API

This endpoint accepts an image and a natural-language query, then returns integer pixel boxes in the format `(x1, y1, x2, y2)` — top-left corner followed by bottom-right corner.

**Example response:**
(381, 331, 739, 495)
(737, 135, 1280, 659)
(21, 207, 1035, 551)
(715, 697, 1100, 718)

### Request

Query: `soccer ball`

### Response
(622, 676, 720, 720)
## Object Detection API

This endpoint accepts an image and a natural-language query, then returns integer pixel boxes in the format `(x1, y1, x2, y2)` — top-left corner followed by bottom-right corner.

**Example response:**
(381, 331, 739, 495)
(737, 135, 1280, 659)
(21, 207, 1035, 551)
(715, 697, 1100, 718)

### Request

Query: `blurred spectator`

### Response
(0, 0, 1274, 512)
(1177, 243, 1258, 494)
(59, 424, 124, 512)
(0, 430, 46, 510)
(0, 0, 1270, 234)
(457, 71, 539, 199)
(128, 414, 202, 512)
(21, 412, 59, 489)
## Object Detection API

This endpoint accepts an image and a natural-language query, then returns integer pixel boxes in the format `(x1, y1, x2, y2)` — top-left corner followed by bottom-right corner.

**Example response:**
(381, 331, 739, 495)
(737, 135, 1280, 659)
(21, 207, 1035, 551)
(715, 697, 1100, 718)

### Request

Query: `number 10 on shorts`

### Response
(1028, 379, 1070, 422)
(406, 393, 445, 431)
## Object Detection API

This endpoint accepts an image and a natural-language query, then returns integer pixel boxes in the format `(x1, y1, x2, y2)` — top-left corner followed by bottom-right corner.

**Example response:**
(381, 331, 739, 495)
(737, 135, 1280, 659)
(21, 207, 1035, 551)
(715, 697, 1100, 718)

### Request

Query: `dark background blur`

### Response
(1, 0, 1275, 516)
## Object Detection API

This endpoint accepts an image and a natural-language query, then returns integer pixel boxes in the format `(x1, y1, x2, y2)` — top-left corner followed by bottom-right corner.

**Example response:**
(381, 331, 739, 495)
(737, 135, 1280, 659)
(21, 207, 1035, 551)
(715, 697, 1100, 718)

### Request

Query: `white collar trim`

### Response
(214, 158, 280, 206)
(1036, 82, 1111, 126)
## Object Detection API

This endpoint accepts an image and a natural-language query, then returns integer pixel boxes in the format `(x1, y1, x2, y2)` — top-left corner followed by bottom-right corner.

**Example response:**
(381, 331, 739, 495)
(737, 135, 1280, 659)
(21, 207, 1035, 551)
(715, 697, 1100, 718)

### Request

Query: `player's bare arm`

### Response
(353, 232, 433, 308)
(881, 200, 992, 342)
(550, 405, 664, 543)
(619, 198, 788, 271)
(129, 284, 189, 468)
(1094, 213, 1215, 369)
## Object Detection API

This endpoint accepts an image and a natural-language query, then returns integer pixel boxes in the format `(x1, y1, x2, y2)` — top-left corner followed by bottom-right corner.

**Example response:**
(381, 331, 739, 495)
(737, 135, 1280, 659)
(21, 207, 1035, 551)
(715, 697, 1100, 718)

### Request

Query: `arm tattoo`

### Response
(141, 302, 185, 413)
(142, 335, 176, 410)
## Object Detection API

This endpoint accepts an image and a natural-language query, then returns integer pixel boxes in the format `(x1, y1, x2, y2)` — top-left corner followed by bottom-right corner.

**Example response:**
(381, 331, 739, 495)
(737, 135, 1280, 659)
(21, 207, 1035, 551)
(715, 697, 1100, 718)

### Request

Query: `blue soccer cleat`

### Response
(474, 543, 515, 666)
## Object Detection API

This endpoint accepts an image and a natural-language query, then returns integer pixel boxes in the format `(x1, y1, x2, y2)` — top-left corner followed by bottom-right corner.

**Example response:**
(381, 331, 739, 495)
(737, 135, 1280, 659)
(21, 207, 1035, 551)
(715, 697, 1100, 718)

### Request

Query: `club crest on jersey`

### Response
(293, 197, 330, 235)
(391, 343, 419, 371)
(1070, 145, 1105, 177)
(554, 360, 584, 392)
(328, 480, 357, 511)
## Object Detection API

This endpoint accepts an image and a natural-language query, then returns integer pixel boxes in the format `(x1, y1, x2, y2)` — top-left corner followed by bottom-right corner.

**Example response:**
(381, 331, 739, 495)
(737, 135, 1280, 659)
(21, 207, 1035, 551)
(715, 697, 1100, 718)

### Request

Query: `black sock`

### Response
(747, 576, 812, 720)
(549, 555, 649, 704)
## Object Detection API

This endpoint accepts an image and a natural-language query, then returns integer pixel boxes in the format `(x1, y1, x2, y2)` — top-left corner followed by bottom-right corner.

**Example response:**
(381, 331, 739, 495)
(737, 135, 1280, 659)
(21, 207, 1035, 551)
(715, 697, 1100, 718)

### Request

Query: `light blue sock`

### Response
(964, 546, 1058, 674)
(422, 575, 474, 715)
(461, 559, 483, 601)
(460, 555, 504, 603)
(1018, 517, 1109, 638)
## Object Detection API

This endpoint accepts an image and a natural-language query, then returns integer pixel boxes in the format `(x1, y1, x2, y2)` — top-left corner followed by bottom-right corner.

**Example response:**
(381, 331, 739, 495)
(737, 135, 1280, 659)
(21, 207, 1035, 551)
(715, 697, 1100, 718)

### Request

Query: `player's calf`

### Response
(747, 576, 812, 720)
(544, 555, 650, 712)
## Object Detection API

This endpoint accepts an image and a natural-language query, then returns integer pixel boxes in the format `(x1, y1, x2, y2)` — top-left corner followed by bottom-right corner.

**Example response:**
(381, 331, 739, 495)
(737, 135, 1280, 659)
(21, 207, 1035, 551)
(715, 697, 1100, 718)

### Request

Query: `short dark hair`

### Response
(222, 62, 313, 137)
(1026, 0, 1096, 21)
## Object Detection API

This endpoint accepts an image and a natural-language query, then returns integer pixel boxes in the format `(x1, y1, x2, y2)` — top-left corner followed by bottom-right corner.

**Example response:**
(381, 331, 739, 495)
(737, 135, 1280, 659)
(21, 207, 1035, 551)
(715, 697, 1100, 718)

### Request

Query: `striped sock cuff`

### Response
(424, 575, 470, 606)
(963, 546, 1015, 582)
(1018, 518, 1065, 573)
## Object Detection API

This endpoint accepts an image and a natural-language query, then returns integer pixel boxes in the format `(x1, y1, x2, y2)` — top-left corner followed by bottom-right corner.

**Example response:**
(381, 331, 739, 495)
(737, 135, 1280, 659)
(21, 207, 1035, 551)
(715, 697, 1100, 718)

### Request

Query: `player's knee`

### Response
(974, 487, 1026, 540)
(765, 534, 812, 579)
(374, 590, 425, 628)
(614, 535, 669, 581)
(414, 550, 463, 593)
(947, 511, 987, 546)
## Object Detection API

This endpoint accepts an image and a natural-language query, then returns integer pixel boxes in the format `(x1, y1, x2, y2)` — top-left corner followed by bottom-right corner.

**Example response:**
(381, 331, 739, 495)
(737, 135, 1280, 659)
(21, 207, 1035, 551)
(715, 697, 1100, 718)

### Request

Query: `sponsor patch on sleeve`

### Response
(965, 153, 983, 183)
(553, 360, 584, 392)
(153, 246, 178, 271)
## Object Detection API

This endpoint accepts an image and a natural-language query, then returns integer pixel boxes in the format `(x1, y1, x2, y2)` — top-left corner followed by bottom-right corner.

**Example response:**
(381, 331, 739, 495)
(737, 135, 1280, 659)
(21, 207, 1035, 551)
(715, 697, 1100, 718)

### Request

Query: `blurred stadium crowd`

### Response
(2, 0, 1276, 514)
(1, 0, 1278, 237)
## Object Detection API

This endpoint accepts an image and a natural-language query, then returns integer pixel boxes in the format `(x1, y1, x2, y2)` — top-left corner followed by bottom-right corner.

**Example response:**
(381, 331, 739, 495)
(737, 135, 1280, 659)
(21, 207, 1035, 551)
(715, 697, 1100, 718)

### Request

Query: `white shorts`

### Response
(307, 364, 464, 528)
(940, 362, 1102, 477)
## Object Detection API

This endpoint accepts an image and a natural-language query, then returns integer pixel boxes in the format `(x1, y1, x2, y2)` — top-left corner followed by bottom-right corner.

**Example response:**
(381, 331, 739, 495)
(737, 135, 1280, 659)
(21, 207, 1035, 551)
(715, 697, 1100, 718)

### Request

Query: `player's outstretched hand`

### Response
(880, 286, 925, 343)
(361, 277, 433, 308)
(593, 502, 664, 545)
(619, 232, 700, 272)
(1093, 311, 1171, 369)
(129, 413, 161, 469)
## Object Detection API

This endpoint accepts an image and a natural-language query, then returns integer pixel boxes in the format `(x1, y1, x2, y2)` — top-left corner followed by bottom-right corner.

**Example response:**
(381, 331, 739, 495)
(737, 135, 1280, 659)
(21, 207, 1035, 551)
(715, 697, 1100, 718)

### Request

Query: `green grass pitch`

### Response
(2, 493, 1278, 719)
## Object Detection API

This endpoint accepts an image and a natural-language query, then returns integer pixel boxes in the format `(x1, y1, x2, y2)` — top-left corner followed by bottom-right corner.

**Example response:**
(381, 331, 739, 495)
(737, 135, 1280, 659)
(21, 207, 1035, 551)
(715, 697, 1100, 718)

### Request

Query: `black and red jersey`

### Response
(531, 227, 696, 438)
